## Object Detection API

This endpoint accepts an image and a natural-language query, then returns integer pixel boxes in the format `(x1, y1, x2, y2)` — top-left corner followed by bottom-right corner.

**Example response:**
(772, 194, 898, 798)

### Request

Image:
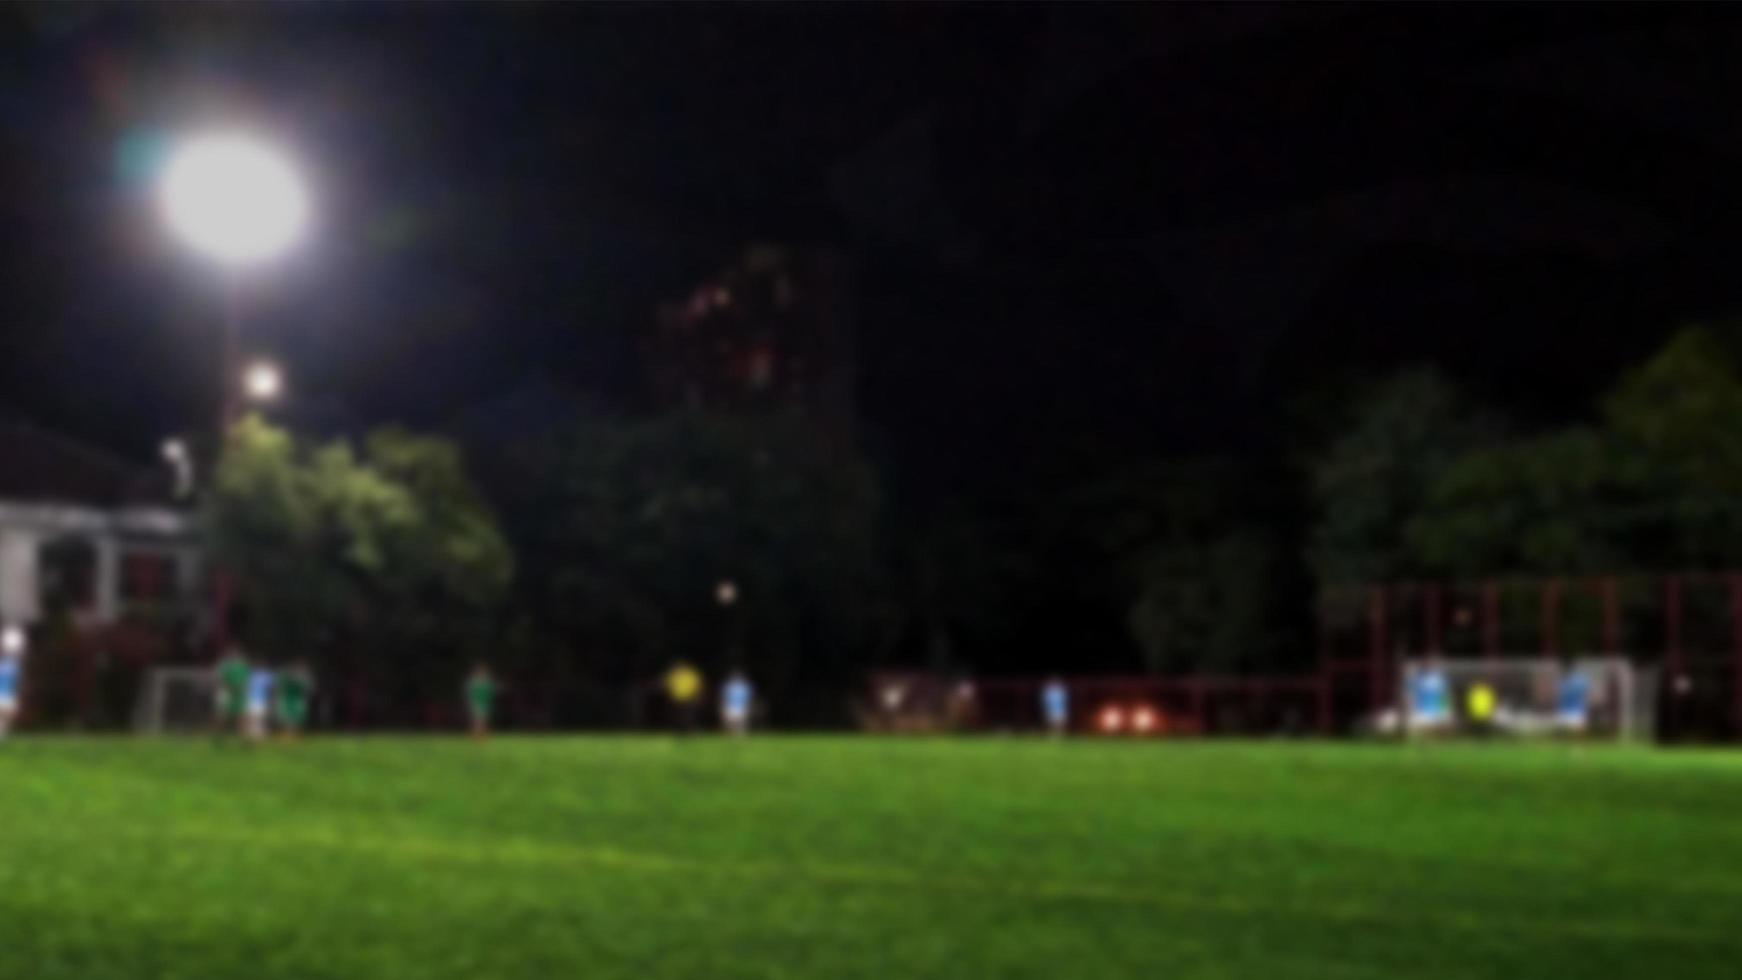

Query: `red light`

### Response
(1132, 707, 1157, 734)
(1098, 706, 1125, 733)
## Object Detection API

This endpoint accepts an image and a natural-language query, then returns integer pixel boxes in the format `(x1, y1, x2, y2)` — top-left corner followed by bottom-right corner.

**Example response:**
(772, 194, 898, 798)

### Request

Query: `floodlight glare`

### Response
(160, 134, 308, 265)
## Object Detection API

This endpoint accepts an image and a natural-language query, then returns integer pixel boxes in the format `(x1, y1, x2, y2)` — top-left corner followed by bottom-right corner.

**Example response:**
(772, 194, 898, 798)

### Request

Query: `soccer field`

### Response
(1, 738, 1738, 979)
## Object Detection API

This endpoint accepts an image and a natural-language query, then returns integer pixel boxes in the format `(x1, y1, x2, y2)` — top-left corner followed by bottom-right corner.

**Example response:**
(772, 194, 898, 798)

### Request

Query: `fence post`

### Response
(1601, 576, 1620, 653)
(1317, 672, 1332, 736)
(1482, 580, 1500, 659)
(1731, 574, 1742, 739)
(1368, 585, 1388, 714)
(1666, 575, 1684, 737)
(1424, 583, 1443, 654)
(1542, 578, 1562, 658)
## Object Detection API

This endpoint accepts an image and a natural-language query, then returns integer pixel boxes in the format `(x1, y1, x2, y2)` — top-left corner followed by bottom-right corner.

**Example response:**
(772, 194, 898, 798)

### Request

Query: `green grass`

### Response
(1, 738, 1740, 979)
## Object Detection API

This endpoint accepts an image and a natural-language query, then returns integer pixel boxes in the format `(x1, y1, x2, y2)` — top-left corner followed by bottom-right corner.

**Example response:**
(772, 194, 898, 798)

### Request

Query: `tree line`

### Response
(207, 326, 1742, 718)
(1312, 327, 1742, 585)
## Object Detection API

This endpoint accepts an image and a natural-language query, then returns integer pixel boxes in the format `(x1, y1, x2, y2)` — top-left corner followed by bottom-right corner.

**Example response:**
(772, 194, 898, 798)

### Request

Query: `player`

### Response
(244, 661, 275, 742)
(214, 643, 250, 737)
(0, 625, 26, 740)
(1466, 680, 1498, 733)
(465, 662, 497, 740)
(1555, 663, 1591, 735)
(663, 660, 703, 734)
(1410, 661, 1452, 733)
(275, 659, 315, 740)
(720, 670, 753, 735)
(1041, 677, 1070, 736)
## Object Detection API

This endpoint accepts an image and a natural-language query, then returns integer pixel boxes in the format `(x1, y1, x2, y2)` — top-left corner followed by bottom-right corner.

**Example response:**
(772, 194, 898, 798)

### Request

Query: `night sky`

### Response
(5, 4, 1742, 504)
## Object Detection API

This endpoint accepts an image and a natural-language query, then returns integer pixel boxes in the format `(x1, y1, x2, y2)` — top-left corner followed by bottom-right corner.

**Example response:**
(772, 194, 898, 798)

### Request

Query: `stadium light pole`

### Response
(716, 579, 743, 669)
(159, 131, 309, 652)
(159, 132, 309, 430)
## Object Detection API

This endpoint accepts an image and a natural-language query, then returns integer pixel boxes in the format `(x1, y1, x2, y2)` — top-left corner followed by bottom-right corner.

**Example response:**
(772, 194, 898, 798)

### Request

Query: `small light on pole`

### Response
(715, 579, 739, 607)
(243, 360, 283, 403)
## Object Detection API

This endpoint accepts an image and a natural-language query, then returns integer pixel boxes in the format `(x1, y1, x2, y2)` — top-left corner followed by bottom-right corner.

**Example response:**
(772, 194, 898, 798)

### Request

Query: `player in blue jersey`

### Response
(1411, 661, 1452, 733)
(1555, 664, 1592, 734)
(0, 625, 24, 740)
(720, 670, 753, 735)
(244, 662, 275, 741)
(1041, 677, 1070, 736)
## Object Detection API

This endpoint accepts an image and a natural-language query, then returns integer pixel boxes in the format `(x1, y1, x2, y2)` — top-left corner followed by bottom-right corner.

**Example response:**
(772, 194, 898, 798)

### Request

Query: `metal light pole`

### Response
(159, 132, 309, 652)
(716, 579, 745, 684)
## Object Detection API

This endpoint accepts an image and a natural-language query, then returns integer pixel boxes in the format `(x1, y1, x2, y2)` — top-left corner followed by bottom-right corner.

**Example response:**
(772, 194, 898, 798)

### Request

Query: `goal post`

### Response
(1395, 657, 1655, 741)
(134, 667, 220, 734)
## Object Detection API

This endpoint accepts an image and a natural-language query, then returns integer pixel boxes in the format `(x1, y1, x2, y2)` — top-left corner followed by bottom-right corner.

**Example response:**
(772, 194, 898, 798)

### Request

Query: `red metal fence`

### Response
(1320, 573, 1742, 740)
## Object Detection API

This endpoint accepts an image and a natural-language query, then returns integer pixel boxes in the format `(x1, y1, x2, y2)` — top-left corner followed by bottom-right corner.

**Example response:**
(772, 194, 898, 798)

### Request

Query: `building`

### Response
(647, 244, 856, 439)
(0, 422, 200, 632)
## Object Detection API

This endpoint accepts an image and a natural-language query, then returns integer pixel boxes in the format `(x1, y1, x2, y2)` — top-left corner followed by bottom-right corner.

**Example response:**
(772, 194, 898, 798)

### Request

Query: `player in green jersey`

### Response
(275, 659, 315, 740)
(214, 645, 250, 736)
(465, 662, 497, 739)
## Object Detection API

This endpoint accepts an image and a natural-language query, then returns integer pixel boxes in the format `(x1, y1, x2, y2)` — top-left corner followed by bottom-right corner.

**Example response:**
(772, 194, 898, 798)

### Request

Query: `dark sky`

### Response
(5, 4, 1742, 500)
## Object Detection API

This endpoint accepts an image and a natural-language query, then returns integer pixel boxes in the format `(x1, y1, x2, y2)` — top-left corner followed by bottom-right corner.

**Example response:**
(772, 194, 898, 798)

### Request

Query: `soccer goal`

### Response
(1395, 657, 1656, 741)
(134, 667, 220, 734)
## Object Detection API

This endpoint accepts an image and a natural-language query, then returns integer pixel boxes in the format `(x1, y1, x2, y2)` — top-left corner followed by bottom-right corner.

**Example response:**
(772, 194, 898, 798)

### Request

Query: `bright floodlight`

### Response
(160, 134, 308, 265)
(244, 361, 283, 402)
(1, 625, 22, 657)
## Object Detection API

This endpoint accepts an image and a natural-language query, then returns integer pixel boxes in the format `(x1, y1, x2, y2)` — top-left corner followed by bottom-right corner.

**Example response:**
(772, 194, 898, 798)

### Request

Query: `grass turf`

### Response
(1, 737, 1739, 979)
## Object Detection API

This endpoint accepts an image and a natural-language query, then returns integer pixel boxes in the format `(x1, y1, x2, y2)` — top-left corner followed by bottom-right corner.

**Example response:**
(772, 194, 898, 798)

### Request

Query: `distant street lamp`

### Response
(243, 360, 283, 404)
(715, 579, 742, 669)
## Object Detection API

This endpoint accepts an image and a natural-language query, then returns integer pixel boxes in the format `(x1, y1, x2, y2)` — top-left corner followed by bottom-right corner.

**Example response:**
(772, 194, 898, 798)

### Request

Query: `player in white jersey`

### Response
(1410, 661, 1452, 733)
(1555, 664, 1592, 734)
(0, 625, 24, 740)
(244, 663, 275, 741)
(720, 671, 753, 735)
(1041, 677, 1070, 736)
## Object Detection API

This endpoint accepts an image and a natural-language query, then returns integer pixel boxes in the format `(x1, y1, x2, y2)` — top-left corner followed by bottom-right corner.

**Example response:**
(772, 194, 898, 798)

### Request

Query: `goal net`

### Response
(134, 667, 221, 734)
(1394, 657, 1655, 740)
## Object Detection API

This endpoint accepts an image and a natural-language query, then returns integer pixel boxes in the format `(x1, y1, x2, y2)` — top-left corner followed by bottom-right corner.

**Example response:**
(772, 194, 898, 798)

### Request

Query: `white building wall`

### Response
(0, 529, 40, 625)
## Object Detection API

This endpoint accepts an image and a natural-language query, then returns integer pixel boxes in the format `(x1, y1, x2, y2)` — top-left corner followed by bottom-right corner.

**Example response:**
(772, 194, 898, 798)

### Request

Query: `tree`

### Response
(1327, 326, 1742, 583)
(1062, 461, 1302, 674)
(207, 416, 511, 683)
(1407, 428, 1633, 576)
(506, 411, 887, 708)
(894, 506, 1037, 674)
(1310, 370, 1497, 585)
(1602, 326, 1742, 567)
